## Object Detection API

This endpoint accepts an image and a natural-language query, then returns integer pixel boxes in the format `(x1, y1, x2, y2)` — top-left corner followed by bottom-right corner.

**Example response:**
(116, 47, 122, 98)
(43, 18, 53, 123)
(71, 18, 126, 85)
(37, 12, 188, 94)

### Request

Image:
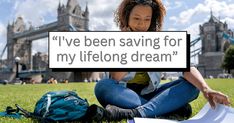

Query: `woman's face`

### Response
(128, 5, 152, 31)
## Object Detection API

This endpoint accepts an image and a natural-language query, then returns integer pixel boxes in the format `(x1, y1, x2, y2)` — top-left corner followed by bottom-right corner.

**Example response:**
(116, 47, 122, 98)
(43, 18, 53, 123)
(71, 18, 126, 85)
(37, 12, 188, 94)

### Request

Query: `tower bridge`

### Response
(0, 0, 94, 82)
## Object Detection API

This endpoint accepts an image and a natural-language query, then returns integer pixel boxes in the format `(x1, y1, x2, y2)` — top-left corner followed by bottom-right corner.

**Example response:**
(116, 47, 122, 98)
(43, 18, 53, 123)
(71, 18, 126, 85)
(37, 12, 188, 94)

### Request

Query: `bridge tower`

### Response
(198, 11, 233, 77)
(5, 0, 91, 82)
(7, 17, 32, 72)
(57, 0, 89, 31)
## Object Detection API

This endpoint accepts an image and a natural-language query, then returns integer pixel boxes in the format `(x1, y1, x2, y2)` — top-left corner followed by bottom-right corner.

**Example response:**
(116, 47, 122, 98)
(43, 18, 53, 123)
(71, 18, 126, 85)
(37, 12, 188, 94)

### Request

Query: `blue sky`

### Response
(0, 0, 234, 61)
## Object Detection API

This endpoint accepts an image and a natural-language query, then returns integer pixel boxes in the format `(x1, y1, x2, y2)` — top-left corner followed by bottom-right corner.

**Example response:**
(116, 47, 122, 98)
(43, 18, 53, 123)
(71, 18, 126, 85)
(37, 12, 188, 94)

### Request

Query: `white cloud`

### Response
(166, 28, 177, 31)
(170, 9, 196, 24)
(185, 22, 203, 40)
(0, 23, 6, 38)
(13, 1, 19, 10)
(0, 22, 7, 59)
(170, 0, 234, 25)
(164, 0, 170, 9)
(89, 18, 118, 31)
(13, 0, 59, 26)
(88, 0, 120, 31)
(164, 0, 185, 10)
(169, 3, 204, 24)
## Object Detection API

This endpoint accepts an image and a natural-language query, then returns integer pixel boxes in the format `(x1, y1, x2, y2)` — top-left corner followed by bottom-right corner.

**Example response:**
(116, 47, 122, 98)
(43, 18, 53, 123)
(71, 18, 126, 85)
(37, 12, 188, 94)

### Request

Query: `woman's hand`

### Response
(202, 88, 231, 109)
(184, 67, 231, 109)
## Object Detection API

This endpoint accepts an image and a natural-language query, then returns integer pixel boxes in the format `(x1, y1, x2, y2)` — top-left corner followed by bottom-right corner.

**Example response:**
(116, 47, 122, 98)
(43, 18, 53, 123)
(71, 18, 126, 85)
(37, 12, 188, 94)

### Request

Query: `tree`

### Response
(222, 45, 234, 73)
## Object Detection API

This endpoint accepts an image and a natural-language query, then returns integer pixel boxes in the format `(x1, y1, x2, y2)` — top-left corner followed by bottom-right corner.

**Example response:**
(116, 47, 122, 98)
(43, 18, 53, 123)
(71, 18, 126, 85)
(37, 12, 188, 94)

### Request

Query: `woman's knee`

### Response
(191, 86, 200, 100)
(95, 79, 112, 93)
(94, 79, 116, 107)
(95, 79, 118, 98)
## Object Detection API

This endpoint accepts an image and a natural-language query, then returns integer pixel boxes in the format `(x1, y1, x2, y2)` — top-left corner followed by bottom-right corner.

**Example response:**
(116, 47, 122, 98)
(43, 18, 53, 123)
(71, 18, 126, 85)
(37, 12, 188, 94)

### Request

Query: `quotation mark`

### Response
(53, 36, 58, 41)
(173, 51, 178, 55)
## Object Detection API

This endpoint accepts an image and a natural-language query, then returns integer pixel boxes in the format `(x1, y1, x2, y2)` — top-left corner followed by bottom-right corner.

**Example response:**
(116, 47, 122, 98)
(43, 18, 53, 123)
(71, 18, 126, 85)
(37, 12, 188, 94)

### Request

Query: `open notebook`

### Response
(128, 103, 234, 123)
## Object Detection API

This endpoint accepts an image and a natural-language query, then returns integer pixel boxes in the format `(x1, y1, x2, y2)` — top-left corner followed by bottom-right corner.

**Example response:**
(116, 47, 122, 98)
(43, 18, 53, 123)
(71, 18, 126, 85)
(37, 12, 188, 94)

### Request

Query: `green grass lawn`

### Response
(0, 79, 233, 122)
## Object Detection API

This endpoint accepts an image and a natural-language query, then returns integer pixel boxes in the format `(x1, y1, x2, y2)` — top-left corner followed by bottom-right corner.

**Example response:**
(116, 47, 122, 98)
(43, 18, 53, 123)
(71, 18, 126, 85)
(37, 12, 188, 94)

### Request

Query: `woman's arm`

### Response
(184, 67, 211, 92)
(110, 72, 128, 81)
(184, 67, 230, 108)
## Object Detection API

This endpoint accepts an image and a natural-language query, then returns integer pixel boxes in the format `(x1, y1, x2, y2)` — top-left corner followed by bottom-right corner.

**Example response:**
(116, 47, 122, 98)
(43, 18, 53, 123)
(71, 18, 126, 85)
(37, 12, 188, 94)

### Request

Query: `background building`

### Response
(198, 11, 233, 78)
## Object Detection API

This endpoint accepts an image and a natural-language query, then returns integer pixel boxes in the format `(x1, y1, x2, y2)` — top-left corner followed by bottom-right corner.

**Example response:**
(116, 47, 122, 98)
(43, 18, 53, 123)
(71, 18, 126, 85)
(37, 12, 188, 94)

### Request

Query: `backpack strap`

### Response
(15, 104, 32, 118)
(15, 104, 49, 122)
(6, 106, 18, 114)
(0, 106, 22, 119)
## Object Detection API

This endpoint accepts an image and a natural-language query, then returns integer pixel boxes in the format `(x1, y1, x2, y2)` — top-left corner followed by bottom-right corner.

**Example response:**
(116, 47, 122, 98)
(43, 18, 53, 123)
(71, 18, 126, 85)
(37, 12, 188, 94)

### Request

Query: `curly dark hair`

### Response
(115, 0, 166, 31)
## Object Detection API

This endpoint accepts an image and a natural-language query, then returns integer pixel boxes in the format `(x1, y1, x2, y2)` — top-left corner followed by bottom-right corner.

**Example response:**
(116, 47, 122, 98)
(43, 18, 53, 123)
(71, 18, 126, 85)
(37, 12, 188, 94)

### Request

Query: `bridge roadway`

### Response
(13, 22, 58, 41)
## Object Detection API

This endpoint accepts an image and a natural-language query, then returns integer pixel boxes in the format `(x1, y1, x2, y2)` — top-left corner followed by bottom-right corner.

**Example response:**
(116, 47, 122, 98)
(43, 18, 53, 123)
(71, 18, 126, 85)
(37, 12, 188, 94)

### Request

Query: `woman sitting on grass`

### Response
(86, 0, 231, 122)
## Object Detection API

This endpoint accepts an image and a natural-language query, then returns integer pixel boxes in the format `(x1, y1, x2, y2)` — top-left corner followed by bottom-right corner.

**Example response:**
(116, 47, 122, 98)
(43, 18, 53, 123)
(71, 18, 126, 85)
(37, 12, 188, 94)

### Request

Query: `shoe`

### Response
(158, 103, 192, 121)
(105, 105, 141, 121)
(85, 104, 141, 122)
(177, 103, 192, 118)
(83, 104, 107, 122)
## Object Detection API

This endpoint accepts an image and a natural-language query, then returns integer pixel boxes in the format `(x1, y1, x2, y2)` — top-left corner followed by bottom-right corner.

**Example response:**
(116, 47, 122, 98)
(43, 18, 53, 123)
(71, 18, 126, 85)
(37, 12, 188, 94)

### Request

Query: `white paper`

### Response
(128, 103, 234, 123)
(128, 118, 179, 123)
(182, 103, 234, 123)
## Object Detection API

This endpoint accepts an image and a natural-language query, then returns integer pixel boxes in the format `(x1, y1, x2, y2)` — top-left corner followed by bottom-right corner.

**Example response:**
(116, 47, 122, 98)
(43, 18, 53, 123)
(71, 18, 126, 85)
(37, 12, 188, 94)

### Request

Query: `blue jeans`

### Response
(94, 77, 200, 118)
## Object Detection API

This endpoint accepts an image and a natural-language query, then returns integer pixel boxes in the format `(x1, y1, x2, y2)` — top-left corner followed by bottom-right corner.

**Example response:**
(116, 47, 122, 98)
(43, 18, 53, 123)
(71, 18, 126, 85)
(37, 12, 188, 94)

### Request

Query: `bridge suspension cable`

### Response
(190, 37, 201, 47)
(0, 43, 7, 60)
(68, 24, 77, 31)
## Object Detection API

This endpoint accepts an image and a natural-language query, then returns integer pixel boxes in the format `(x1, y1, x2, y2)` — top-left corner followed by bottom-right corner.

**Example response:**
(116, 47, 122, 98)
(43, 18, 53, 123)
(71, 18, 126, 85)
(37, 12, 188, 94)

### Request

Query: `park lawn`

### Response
(0, 79, 233, 122)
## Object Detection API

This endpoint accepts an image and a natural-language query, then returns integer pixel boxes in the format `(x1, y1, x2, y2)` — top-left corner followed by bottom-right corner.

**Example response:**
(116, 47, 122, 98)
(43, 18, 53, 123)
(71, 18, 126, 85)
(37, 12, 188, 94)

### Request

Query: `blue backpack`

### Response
(33, 90, 89, 122)
(16, 90, 89, 122)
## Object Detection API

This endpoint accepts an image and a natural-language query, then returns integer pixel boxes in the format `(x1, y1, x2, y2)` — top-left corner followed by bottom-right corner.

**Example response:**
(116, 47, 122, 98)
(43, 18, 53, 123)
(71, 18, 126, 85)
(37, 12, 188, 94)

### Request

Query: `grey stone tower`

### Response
(198, 11, 233, 77)
(7, 17, 32, 72)
(57, 0, 89, 31)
